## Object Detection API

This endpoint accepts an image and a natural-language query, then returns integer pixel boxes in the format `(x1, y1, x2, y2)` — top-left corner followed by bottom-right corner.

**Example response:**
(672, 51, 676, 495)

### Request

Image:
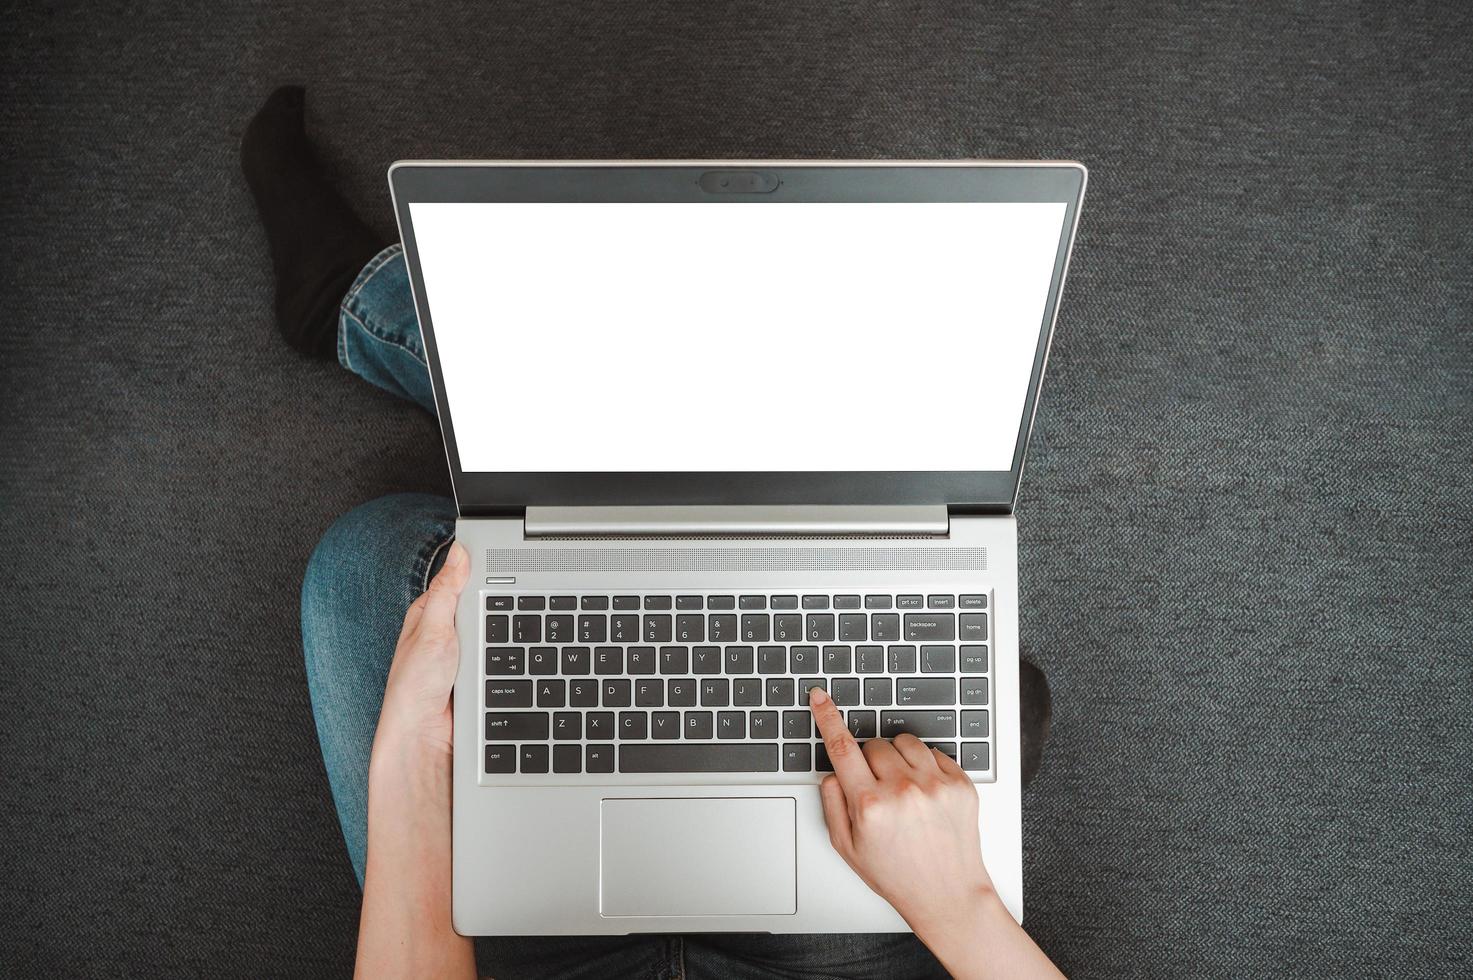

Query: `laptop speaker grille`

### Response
(484, 547, 988, 573)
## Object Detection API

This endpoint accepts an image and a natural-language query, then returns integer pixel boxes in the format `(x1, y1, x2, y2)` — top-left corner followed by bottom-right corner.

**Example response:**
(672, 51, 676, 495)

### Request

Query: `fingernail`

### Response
(809, 687, 829, 705)
(446, 542, 465, 567)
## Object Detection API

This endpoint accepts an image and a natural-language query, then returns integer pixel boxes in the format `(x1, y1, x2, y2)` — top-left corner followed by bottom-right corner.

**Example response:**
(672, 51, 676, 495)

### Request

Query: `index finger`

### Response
(809, 687, 875, 790)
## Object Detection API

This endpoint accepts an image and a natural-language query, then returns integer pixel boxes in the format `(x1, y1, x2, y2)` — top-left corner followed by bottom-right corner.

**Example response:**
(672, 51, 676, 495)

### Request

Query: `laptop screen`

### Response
(410, 200, 1068, 473)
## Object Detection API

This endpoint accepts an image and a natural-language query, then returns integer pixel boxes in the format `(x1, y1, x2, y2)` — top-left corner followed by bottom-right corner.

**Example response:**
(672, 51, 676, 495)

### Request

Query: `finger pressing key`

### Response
(809, 687, 875, 789)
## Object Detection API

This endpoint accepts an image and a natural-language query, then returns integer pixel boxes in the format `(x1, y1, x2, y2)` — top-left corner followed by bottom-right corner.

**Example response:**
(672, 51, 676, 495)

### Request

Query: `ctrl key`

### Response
(484, 744, 516, 774)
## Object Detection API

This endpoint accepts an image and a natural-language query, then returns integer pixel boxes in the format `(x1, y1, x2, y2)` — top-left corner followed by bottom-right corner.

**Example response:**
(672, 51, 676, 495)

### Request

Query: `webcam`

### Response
(699, 170, 781, 194)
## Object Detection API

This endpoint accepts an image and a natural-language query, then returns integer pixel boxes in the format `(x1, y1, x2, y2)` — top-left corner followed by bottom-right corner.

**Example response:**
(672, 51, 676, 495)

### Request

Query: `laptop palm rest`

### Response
(599, 797, 797, 917)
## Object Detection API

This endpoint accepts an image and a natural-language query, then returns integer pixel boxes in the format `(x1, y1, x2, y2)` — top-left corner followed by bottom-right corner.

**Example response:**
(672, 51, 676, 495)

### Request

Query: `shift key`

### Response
(894, 677, 955, 705)
(881, 710, 957, 738)
(904, 613, 955, 641)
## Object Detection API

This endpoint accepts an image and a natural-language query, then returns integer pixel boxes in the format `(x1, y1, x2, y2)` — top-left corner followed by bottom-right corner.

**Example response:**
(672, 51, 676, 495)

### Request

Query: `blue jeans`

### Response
(301, 245, 947, 979)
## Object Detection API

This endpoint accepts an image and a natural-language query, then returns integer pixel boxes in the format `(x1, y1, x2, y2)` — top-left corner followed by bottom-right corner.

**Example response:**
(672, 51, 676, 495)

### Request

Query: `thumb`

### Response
(417, 542, 469, 631)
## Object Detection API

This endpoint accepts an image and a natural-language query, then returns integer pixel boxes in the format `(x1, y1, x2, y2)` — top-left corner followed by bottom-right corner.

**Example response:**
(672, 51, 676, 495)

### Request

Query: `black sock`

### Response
(1019, 659, 1052, 789)
(240, 86, 387, 358)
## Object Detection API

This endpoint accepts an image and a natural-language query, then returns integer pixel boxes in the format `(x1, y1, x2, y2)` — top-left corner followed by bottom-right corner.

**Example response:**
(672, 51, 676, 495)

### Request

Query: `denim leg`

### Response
(683, 933, 948, 980)
(301, 492, 457, 884)
(337, 244, 438, 413)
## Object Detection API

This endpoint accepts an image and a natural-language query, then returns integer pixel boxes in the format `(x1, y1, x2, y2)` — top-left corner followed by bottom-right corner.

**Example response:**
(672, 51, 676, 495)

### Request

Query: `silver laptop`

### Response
(388, 160, 1086, 936)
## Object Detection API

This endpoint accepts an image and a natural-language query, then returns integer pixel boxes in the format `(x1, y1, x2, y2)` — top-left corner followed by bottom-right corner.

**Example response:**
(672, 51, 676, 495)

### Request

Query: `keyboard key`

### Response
(520, 744, 549, 773)
(758, 645, 786, 674)
(553, 711, 580, 739)
(897, 595, 923, 609)
(872, 614, 900, 641)
(676, 595, 703, 610)
(838, 614, 867, 642)
(962, 742, 990, 771)
(528, 647, 556, 675)
(513, 615, 542, 643)
(517, 596, 546, 611)
(823, 645, 852, 674)
(789, 646, 818, 673)
(659, 647, 689, 674)
(586, 712, 614, 739)
(676, 614, 705, 643)
(961, 677, 989, 705)
(896, 677, 956, 706)
(887, 645, 918, 673)
(782, 743, 812, 772)
(485, 680, 532, 707)
(668, 678, 697, 706)
(904, 613, 955, 641)
(922, 645, 957, 673)
(962, 710, 990, 738)
(707, 595, 736, 610)
(627, 646, 656, 674)
(770, 595, 799, 610)
(834, 595, 862, 610)
(741, 614, 771, 643)
(644, 614, 673, 642)
(562, 646, 591, 674)
(611, 614, 639, 643)
(602, 679, 632, 706)
(651, 711, 680, 739)
(881, 710, 956, 738)
(485, 712, 549, 740)
(798, 678, 827, 704)
(724, 646, 755, 674)
(586, 743, 615, 773)
(709, 614, 737, 642)
(766, 678, 796, 706)
(750, 710, 779, 739)
(740, 595, 767, 610)
(802, 595, 830, 610)
(717, 711, 745, 739)
(864, 594, 893, 610)
(485, 615, 509, 643)
(960, 594, 988, 609)
(783, 710, 813, 739)
(635, 678, 663, 707)
(580, 595, 609, 610)
(550, 596, 577, 610)
(927, 594, 955, 609)
(485, 646, 525, 675)
(594, 647, 623, 675)
(685, 711, 714, 739)
(961, 645, 989, 672)
(578, 615, 607, 643)
(927, 741, 959, 759)
(613, 595, 640, 610)
(806, 613, 835, 641)
(618, 711, 647, 739)
(816, 744, 834, 772)
(692, 646, 722, 674)
(644, 595, 673, 610)
(831, 677, 860, 706)
(700, 678, 730, 706)
(773, 614, 803, 642)
(733, 678, 763, 706)
(857, 645, 884, 674)
(959, 613, 989, 641)
(484, 744, 516, 773)
(847, 709, 877, 738)
(553, 744, 581, 772)
(863, 677, 893, 706)
(536, 679, 565, 707)
(569, 678, 598, 707)
(487, 595, 514, 611)
(621, 744, 778, 773)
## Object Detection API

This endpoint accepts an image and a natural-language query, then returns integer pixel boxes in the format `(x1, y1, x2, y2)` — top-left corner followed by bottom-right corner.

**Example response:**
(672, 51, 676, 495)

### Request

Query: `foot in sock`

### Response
(1019, 658, 1052, 789)
(240, 86, 387, 358)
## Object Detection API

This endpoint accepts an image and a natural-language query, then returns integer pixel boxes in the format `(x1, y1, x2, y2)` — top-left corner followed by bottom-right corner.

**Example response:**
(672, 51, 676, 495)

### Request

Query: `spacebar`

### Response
(619, 744, 779, 773)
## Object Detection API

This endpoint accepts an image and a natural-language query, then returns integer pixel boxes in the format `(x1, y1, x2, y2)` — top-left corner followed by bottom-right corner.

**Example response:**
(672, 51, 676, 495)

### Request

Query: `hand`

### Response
(808, 687, 994, 934)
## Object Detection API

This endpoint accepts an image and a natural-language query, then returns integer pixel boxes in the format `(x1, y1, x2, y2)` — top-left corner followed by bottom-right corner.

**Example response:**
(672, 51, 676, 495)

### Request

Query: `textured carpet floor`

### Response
(2, 1, 1470, 977)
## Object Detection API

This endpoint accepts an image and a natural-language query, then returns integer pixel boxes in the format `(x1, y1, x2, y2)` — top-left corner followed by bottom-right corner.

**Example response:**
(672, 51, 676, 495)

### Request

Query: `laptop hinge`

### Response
(522, 505, 950, 538)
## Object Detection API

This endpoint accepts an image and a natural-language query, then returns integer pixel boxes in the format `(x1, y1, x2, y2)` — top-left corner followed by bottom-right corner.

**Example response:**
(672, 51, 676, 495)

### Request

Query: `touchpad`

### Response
(600, 797, 797, 917)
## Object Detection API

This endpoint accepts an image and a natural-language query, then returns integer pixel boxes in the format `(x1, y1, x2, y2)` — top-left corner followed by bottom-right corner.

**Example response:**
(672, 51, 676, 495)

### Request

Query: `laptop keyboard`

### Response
(480, 591, 995, 781)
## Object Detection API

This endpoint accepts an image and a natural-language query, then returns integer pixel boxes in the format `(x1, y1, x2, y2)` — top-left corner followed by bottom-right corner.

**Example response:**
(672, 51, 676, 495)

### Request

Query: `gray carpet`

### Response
(2, 1, 1470, 976)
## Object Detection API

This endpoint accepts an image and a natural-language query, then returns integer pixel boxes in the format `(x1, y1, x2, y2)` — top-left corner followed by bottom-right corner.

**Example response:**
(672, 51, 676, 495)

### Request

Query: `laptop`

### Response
(387, 160, 1086, 936)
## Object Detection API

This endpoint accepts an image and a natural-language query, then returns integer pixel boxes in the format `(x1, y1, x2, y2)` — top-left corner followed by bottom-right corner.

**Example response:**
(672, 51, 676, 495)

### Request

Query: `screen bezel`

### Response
(388, 161, 1086, 515)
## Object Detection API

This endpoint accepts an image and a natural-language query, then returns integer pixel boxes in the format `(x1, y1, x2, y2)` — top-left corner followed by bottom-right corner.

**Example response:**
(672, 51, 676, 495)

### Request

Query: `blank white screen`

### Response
(410, 200, 1066, 472)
